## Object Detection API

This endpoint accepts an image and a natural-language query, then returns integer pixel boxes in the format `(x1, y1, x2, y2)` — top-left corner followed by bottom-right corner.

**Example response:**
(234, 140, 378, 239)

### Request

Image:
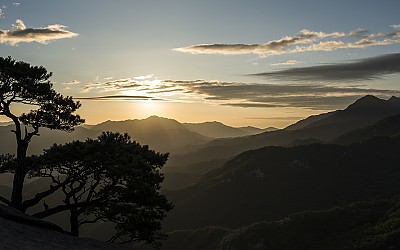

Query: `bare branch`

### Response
(78, 216, 105, 226)
(0, 195, 11, 206)
(21, 181, 66, 212)
(32, 198, 103, 219)
(85, 179, 101, 203)
(25, 126, 40, 143)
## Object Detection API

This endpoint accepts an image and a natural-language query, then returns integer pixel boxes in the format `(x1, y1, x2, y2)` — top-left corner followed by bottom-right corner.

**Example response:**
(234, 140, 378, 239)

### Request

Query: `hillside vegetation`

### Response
(155, 197, 400, 250)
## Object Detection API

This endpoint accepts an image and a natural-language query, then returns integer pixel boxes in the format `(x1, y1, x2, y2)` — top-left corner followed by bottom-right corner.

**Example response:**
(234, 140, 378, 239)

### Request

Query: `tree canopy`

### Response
(28, 132, 173, 246)
(0, 56, 84, 209)
(0, 56, 83, 132)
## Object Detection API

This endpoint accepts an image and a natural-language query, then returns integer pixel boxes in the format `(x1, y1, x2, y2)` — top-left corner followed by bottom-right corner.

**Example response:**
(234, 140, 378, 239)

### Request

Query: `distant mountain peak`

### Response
(148, 115, 161, 119)
(345, 95, 393, 112)
(353, 95, 380, 104)
(346, 95, 400, 111)
(144, 115, 176, 122)
(353, 95, 400, 104)
(143, 115, 183, 126)
(388, 95, 400, 102)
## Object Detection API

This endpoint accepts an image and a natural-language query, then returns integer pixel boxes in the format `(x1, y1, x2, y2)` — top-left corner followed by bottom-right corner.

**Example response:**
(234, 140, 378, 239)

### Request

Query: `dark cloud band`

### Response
(253, 53, 400, 82)
(75, 95, 164, 101)
(0, 19, 77, 45)
(174, 26, 400, 56)
(81, 73, 400, 110)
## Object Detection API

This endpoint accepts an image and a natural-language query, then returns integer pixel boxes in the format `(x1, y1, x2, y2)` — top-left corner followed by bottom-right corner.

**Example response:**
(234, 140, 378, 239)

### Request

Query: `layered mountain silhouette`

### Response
(334, 112, 400, 144)
(0, 126, 98, 155)
(183, 121, 276, 138)
(164, 136, 400, 231)
(0, 116, 271, 191)
(284, 110, 337, 130)
(0, 115, 269, 156)
(2, 95, 400, 249)
(167, 95, 400, 173)
(89, 116, 210, 153)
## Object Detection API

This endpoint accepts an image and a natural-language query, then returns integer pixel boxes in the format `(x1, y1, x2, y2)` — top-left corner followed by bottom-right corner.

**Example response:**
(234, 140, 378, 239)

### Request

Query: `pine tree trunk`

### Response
(70, 209, 80, 237)
(11, 141, 27, 210)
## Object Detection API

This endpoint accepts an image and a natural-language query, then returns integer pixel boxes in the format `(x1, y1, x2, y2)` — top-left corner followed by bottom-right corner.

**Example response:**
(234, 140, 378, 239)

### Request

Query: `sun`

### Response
(148, 79, 161, 88)
(137, 99, 161, 116)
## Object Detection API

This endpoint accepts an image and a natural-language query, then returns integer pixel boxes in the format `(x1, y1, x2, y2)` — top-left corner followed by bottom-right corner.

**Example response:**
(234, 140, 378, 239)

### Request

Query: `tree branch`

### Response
(21, 181, 65, 212)
(85, 179, 101, 203)
(32, 198, 104, 219)
(0, 195, 11, 206)
(25, 125, 40, 143)
(78, 216, 105, 226)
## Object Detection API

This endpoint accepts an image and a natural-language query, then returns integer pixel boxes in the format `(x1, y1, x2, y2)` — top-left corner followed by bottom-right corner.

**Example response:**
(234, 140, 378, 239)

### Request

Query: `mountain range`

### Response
(0, 116, 274, 191)
(166, 95, 400, 174)
(164, 136, 400, 231)
(2, 95, 400, 249)
(183, 121, 276, 138)
(0, 115, 270, 156)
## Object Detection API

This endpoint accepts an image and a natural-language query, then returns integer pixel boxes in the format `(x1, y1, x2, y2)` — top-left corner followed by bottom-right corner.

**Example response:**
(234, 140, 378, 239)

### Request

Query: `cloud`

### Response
(63, 80, 80, 85)
(75, 95, 163, 101)
(160, 79, 400, 110)
(12, 3, 20, 7)
(134, 74, 153, 80)
(246, 116, 305, 121)
(83, 78, 140, 92)
(253, 53, 400, 82)
(82, 76, 400, 110)
(391, 24, 400, 30)
(271, 60, 302, 66)
(83, 77, 183, 95)
(221, 103, 281, 108)
(0, 19, 78, 45)
(174, 26, 400, 56)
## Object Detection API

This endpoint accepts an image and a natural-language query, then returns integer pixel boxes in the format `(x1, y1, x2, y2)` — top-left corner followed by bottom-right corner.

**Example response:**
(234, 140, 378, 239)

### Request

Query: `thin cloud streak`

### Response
(83, 78, 140, 92)
(253, 53, 400, 82)
(75, 95, 165, 101)
(246, 116, 306, 121)
(271, 60, 302, 66)
(82, 77, 400, 110)
(64, 80, 80, 85)
(0, 19, 78, 45)
(174, 26, 400, 56)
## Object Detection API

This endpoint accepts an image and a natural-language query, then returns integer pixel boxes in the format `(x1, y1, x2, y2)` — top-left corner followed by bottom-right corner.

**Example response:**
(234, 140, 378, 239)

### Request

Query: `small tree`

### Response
(0, 57, 84, 210)
(30, 132, 173, 246)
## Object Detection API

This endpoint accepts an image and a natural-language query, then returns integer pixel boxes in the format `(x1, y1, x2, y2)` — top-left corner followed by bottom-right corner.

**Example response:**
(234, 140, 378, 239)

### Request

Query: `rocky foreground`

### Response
(0, 204, 132, 250)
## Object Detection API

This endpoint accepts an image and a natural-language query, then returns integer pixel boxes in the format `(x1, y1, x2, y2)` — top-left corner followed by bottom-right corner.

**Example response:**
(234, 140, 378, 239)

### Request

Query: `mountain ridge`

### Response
(164, 136, 400, 231)
(183, 121, 276, 138)
(167, 95, 400, 172)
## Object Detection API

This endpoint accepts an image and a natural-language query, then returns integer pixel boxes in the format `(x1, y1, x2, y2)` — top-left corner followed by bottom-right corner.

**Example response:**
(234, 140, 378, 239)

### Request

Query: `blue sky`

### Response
(1, 0, 400, 127)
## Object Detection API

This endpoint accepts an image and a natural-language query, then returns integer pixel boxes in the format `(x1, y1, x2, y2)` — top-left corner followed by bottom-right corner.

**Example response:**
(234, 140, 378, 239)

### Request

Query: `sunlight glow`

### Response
(148, 79, 161, 88)
(138, 100, 161, 116)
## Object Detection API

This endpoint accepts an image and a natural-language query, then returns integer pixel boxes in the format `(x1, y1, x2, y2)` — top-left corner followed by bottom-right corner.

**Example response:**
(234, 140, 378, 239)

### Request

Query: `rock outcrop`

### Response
(0, 204, 132, 250)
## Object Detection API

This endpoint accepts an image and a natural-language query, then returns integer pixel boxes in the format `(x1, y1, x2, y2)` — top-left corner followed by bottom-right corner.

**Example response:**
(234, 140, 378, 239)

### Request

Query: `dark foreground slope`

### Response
(0, 204, 131, 250)
(164, 136, 400, 231)
(153, 197, 400, 250)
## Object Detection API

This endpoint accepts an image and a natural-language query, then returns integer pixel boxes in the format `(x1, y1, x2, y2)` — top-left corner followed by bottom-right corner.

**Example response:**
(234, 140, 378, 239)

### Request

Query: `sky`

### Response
(1, 0, 400, 128)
